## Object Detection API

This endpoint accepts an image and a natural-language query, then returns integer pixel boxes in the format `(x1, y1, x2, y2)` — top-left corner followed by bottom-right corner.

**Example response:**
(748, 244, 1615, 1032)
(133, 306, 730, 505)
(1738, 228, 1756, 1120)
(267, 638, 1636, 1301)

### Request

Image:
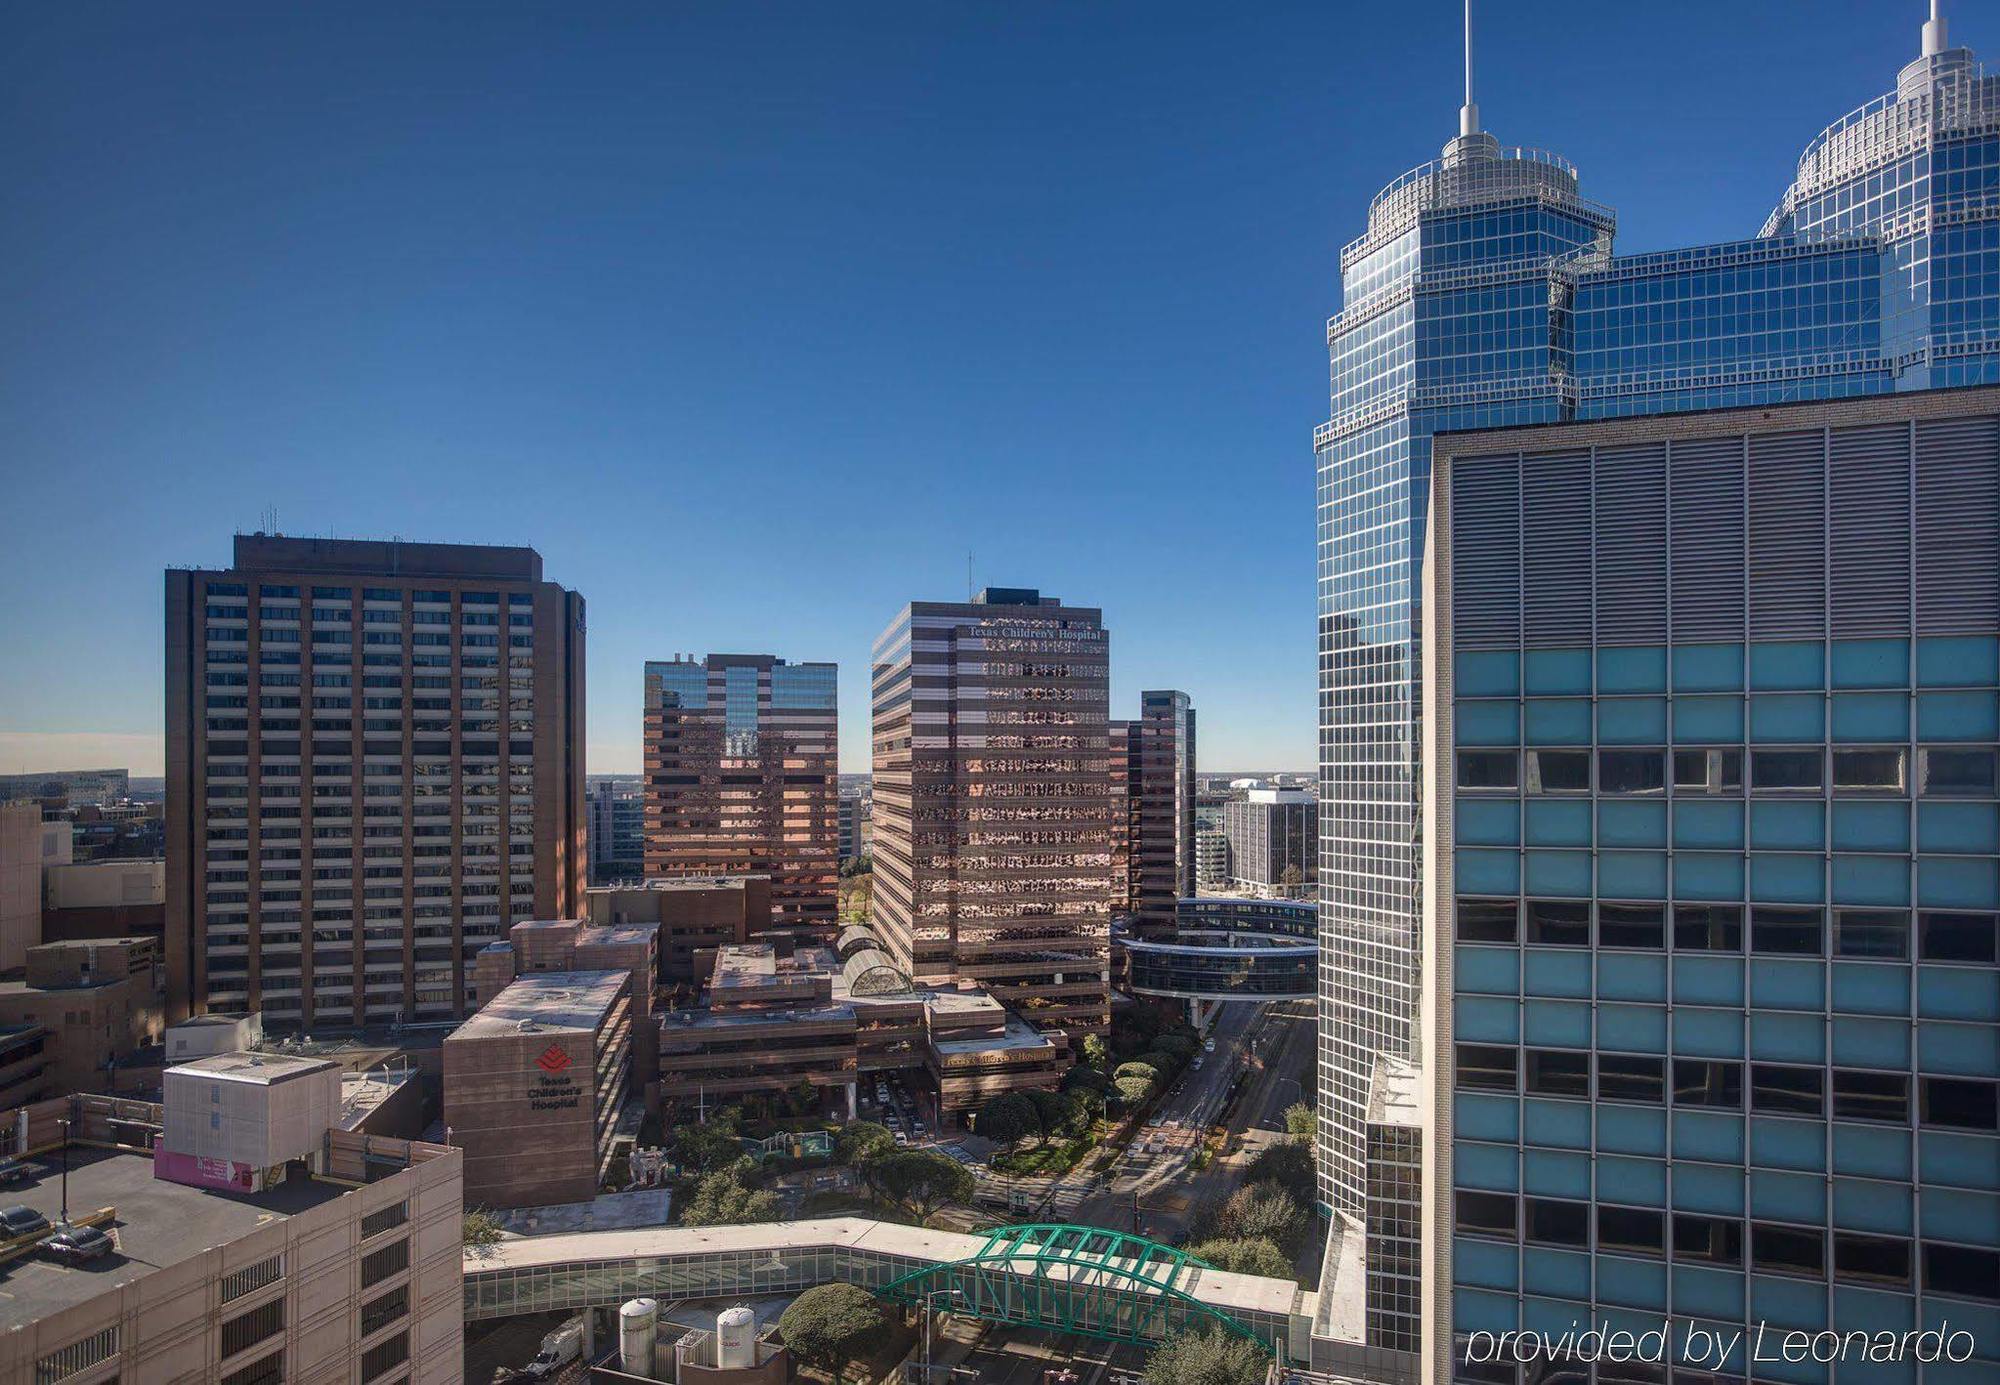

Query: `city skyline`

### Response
(6, 3, 1994, 779)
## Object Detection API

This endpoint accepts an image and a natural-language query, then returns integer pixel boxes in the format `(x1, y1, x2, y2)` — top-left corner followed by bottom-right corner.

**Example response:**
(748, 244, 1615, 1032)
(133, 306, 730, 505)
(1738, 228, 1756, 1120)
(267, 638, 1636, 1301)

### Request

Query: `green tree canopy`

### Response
(1068, 1085, 1106, 1125)
(680, 1167, 782, 1227)
(1210, 1183, 1309, 1258)
(1081, 1034, 1111, 1072)
(1142, 1325, 1268, 1385)
(1027, 1089, 1080, 1138)
(1062, 1063, 1111, 1095)
(1186, 1236, 1292, 1279)
(1152, 1032, 1198, 1063)
(778, 1283, 890, 1379)
(974, 1092, 1040, 1147)
(837, 1121, 896, 1165)
(1112, 1074, 1156, 1108)
(865, 1149, 975, 1219)
(1283, 1101, 1316, 1143)
(461, 1208, 503, 1249)
(673, 1119, 746, 1175)
(1244, 1140, 1317, 1208)
(1114, 1060, 1162, 1087)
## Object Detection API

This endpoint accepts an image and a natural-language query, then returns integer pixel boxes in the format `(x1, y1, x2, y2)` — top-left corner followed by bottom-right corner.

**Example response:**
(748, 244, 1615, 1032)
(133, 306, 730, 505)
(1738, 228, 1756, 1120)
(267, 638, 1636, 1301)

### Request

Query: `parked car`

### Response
(0, 1157, 32, 1185)
(0, 1205, 51, 1240)
(41, 1223, 112, 1264)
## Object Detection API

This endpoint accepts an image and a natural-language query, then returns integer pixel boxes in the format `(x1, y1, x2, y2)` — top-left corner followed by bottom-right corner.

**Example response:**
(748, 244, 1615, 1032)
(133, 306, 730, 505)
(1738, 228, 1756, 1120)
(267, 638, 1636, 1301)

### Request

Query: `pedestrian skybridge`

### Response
(462, 1216, 1311, 1362)
(1118, 898, 1316, 1001)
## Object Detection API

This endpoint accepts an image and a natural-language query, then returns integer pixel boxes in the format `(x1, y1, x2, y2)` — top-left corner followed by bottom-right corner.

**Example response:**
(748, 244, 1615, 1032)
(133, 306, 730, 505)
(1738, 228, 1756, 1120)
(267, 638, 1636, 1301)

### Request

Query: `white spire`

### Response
(1922, 0, 1947, 57)
(1459, 0, 1480, 136)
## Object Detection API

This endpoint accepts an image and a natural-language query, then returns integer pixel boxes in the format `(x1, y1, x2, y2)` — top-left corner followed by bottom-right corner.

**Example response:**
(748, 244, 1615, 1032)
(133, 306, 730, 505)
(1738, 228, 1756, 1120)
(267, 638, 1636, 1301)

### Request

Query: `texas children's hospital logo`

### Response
(1465, 1320, 1979, 1371)
(535, 1043, 572, 1074)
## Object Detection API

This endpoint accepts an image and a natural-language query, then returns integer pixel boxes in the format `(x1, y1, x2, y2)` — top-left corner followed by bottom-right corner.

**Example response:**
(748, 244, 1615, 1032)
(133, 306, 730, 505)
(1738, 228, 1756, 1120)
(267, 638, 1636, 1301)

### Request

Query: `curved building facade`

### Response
(1120, 898, 1316, 1001)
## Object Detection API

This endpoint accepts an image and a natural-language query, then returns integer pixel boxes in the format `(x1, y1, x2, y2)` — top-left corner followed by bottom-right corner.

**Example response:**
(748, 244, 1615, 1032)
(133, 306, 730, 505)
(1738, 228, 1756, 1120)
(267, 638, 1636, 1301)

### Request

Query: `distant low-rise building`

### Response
(1222, 787, 1313, 899)
(0, 937, 165, 1106)
(1, 800, 42, 973)
(585, 775, 645, 885)
(584, 875, 772, 989)
(39, 858, 165, 942)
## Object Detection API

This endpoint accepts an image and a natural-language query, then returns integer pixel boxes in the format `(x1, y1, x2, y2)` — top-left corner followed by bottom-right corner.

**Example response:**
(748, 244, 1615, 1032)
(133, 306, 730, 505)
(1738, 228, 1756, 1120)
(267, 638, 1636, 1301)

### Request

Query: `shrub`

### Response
(1113, 1060, 1162, 1087)
(1187, 1236, 1292, 1278)
(779, 1283, 890, 1379)
(1112, 1074, 1156, 1108)
(1244, 1140, 1317, 1207)
(461, 1208, 503, 1249)
(974, 1092, 1040, 1148)
(680, 1167, 782, 1226)
(1142, 1325, 1268, 1385)
(1284, 1101, 1316, 1142)
(1209, 1183, 1309, 1258)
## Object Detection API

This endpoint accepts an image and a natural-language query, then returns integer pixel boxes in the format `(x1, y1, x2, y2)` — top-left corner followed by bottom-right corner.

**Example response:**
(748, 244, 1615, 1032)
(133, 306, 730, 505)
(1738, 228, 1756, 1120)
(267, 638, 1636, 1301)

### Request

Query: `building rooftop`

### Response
(587, 875, 766, 893)
(167, 1051, 339, 1087)
(929, 1013, 1058, 1058)
(230, 533, 542, 580)
(660, 1002, 856, 1034)
(447, 970, 628, 1040)
(0, 1147, 347, 1324)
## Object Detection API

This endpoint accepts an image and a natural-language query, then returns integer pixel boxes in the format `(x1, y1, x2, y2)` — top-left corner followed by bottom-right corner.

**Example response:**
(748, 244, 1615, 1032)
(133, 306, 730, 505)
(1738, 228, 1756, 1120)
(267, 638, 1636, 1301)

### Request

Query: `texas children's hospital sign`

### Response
(1464, 1320, 1979, 1371)
(528, 1042, 583, 1112)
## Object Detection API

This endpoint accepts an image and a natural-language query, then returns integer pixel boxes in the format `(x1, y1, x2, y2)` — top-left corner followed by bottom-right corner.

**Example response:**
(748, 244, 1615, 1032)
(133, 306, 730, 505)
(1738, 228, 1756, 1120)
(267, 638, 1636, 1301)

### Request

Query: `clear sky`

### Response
(0, 2, 1983, 776)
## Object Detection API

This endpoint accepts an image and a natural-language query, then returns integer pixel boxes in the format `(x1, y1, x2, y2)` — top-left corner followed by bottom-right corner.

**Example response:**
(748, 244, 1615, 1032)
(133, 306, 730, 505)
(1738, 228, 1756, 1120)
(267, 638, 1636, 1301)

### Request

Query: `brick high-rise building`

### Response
(165, 536, 586, 1029)
(642, 654, 838, 929)
(1115, 690, 1197, 933)
(871, 588, 1114, 1038)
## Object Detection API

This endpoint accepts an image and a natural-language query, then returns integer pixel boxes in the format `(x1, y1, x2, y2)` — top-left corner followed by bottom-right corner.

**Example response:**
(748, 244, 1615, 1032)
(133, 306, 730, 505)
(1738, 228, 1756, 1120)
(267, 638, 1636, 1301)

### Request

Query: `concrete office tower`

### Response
(642, 654, 838, 929)
(585, 775, 645, 884)
(165, 536, 587, 1029)
(1225, 787, 1314, 900)
(1424, 388, 2000, 1383)
(871, 589, 1114, 1039)
(1131, 691, 1198, 928)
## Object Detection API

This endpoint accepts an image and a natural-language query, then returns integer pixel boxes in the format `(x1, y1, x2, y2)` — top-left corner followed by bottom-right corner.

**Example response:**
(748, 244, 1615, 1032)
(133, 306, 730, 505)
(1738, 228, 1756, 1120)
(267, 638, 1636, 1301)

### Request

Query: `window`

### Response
(1457, 751, 1518, 791)
(1922, 1076, 1998, 1132)
(1599, 750, 1665, 794)
(1834, 1233, 1911, 1287)
(1598, 1054, 1665, 1104)
(1674, 1059, 1742, 1109)
(1832, 748, 1906, 793)
(1526, 899, 1590, 946)
(1455, 1190, 1516, 1240)
(361, 1285, 409, 1337)
(360, 1200, 409, 1240)
(220, 1299, 284, 1359)
(1524, 1197, 1589, 1248)
(1455, 1044, 1516, 1093)
(1598, 902, 1664, 950)
(1456, 898, 1517, 944)
(1833, 909, 1908, 959)
(1525, 749, 1590, 793)
(1920, 748, 1996, 797)
(361, 1330, 410, 1383)
(1919, 911, 1997, 964)
(35, 1327, 119, 1384)
(1673, 1213, 1742, 1266)
(1924, 1243, 2000, 1303)
(219, 1254, 283, 1303)
(1832, 1069, 1908, 1124)
(1752, 749, 1823, 791)
(1674, 904, 1742, 951)
(1598, 1205, 1665, 1257)
(1751, 906, 1822, 956)
(219, 1351, 284, 1385)
(359, 1237, 409, 1288)
(1673, 748, 1742, 794)
(1752, 1224, 1825, 1277)
(1525, 1049, 1590, 1099)
(1751, 1064, 1824, 1117)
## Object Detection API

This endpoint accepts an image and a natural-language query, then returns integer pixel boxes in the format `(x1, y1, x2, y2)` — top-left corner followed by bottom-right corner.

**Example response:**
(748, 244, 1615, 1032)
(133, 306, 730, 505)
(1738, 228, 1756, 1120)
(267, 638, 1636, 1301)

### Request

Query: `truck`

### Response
(494, 1316, 584, 1382)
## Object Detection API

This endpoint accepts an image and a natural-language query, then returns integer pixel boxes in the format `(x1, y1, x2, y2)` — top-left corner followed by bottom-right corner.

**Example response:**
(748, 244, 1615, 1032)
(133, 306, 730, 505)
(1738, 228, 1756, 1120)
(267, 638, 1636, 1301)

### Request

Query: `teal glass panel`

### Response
(1524, 950, 1591, 998)
(1917, 802, 2000, 854)
(1456, 650, 1520, 696)
(1830, 692, 1910, 742)
(1521, 1249, 1591, 1300)
(1594, 1155, 1666, 1205)
(1595, 1306, 1671, 1344)
(1455, 945, 1519, 995)
(1835, 1122, 1913, 1180)
(1523, 697, 1592, 744)
(1672, 1111, 1745, 1162)
(1671, 1266, 1744, 1320)
(1454, 996, 1519, 1044)
(1600, 801, 1668, 848)
(1749, 853, 1824, 904)
(1832, 638, 1910, 689)
(1524, 799, 1590, 846)
(1454, 1139, 1518, 1191)
(1831, 1287, 1913, 1340)
(1598, 952, 1667, 1002)
(1521, 1148, 1590, 1198)
(1919, 1131, 2000, 1191)
(1830, 962, 1910, 1016)
(1750, 640, 1825, 691)
(1673, 957, 1745, 1008)
(1524, 850, 1591, 897)
(1457, 849, 1521, 896)
(1597, 1105, 1666, 1155)
(1596, 1256, 1668, 1311)
(1673, 1162, 1745, 1214)
(1750, 1170, 1826, 1223)
(1523, 999, 1591, 1048)
(1521, 1097, 1591, 1149)
(1751, 801, 1824, 851)
(1750, 1117, 1826, 1171)
(1831, 803, 1909, 854)
(1918, 967, 2000, 1023)
(1521, 1296, 1593, 1338)
(1455, 1094, 1520, 1143)
(1832, 1178, 1912, 1234)
(1673, 695, 1745, 742)
(1917, 690, 2000, 741)
(1750, 960, 1825, 1011)
(1453, 1238, 1519, 1290)
(1921, 1188, 2000, 1246)
(1920, 1021, 2000, 1077)
(1917, 858, 2000, 910)
(1750, 1012, 1824, 1063)
(1600, 646, 1667, 694)
(1599, 697, 1668, 743)
(1751, 1275, 1828, 1332)
(1598, 1003, 1668, 1052)
(1674, 852, 1745, 900)
(1673, 1006, 1744, 1056)
(1916, 635, 2000, 688)
(1830, 852, 1910, 905)
(1453, 1288, 1519, 1333)
(1673, 643, 1745, 692)
(1456, 700, 1521, 746)
(1829, 1015, 1910, 1067)
(1456, 799, 1521, 846)
(1524, 648, 1591, 695)
(1675, 801, 1745, 850)
(1749, 693, 1826, 742)
(1599, 850, 1668, 898)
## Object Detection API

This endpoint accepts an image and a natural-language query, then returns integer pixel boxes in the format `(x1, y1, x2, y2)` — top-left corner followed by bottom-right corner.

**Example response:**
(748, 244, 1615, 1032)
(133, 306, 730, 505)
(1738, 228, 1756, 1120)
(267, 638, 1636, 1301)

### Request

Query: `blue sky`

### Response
(0, 2, 1982, 775)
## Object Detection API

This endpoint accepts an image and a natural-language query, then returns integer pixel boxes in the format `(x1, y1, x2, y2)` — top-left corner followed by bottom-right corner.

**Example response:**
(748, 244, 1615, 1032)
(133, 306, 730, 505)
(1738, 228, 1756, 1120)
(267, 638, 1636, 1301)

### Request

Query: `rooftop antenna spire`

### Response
(1922, 0, 1946, 57)
(1458, 0, 1480, 137)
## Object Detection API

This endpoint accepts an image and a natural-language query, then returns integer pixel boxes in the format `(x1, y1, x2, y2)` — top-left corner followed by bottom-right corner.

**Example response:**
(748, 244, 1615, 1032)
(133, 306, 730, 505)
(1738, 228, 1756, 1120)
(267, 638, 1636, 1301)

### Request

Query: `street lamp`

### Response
(56, 1117, 71, 1227)
(921, 1287, 968, 1381)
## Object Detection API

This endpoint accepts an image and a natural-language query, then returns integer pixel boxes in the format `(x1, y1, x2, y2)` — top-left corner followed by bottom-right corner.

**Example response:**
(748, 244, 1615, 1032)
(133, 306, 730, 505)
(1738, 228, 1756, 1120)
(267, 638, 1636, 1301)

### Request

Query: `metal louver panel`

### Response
(1523, 449, 1593, 647)
(1594, 441, 1668, 644)
(1748, 429, 1828, 640)
(1914, 414, 2000, 635)
(1452, 454, 1522, 650)
(1829, 422, 1912, 637)
(1670, 436, 1748, 642)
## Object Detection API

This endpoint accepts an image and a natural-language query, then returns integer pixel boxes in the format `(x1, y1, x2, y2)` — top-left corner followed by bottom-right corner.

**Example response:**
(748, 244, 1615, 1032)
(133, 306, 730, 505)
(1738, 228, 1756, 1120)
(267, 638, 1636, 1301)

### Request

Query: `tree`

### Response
(461, 1208, 503, 1249)
(1142, 1325, 1268, 1385)
(1283, 1101, 1316, 1143)
(681, 1167, 782, 1226)
(1210, 1183, 1309, 1258)
(1244, 1141, 1317, 1208)
(1187, 1236, 1292, 1278)
(1112, 1074, 1155, 1108)
(1068, 1085, 1106, 1126)
(1114, 1060, 1162, 1087)
(1062, 1064, 1110, 1096)
(779, 1283, 890, 1380)
(673, 1119, 745, 1175)
(1134, 1049, 1182, 1078)
(1081, 1034, 1111, 1072)
(865, 1149, 974, 1219)
(1028, 1089, 1080, 1139)
(1279, 863, 1304, 887)
(974, 1092, 1040, 1148)
(838, 1121, 896, 1165)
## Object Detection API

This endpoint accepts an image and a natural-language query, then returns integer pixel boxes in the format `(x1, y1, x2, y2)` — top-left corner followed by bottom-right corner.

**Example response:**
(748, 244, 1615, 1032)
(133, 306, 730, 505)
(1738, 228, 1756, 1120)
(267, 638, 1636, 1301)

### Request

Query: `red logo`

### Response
(535, 1044, 572, 1074)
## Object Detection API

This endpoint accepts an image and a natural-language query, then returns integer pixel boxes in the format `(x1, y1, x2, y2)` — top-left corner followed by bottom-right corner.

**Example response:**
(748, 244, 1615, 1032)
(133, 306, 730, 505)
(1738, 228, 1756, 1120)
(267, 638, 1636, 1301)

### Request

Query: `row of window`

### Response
(1458, 747, 1996, 797)
(1458, 898, 2000, 962)
(207, 581, 530, 605)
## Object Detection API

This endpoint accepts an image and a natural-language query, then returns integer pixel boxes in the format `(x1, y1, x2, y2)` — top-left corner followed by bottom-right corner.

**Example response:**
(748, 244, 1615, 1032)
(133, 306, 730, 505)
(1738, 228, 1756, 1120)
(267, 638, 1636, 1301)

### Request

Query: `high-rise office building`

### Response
(642, 654, 838, 929)
(1426, 387, 2000, 1384)
(1225, 787, 1315, 900)
(871, 589, 1114, 1038)
(164, 536, 586, 1028)
(839, 783, 873, 864)
(1110, 691, 1197, 933)
(585, 774, 645, 884)
(1313, 9, 1999, 1374)
(1145, 690, 1199, 905)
